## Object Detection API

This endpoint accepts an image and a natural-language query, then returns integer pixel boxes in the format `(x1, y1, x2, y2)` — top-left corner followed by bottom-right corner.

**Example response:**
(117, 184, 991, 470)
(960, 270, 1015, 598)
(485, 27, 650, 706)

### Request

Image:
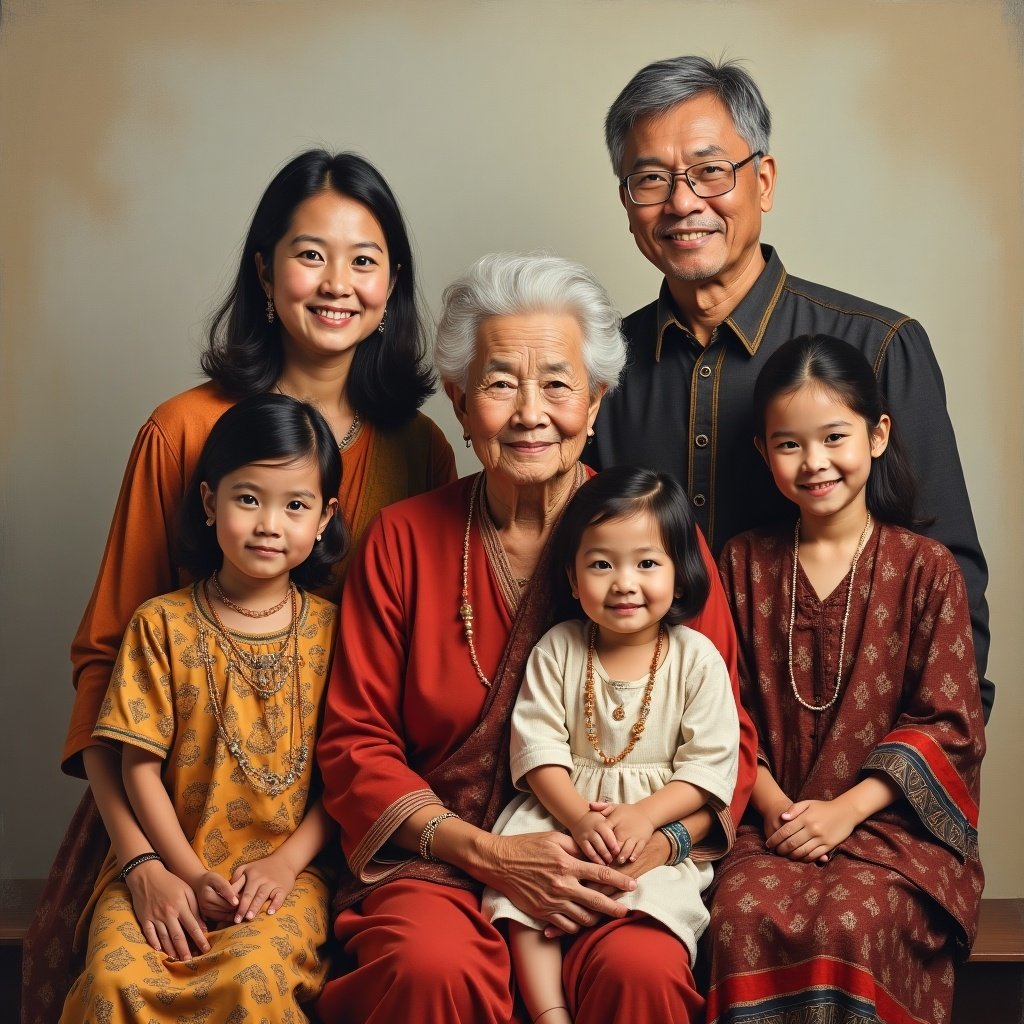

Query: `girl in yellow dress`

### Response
(61, 393, 346, 1023)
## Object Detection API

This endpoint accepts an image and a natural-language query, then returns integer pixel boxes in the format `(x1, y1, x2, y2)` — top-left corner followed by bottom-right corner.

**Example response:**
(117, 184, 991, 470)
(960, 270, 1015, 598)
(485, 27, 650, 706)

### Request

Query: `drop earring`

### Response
(463, 435, 471, 449)
(378, 308, 388, 334)
(265, 296, 276, 324)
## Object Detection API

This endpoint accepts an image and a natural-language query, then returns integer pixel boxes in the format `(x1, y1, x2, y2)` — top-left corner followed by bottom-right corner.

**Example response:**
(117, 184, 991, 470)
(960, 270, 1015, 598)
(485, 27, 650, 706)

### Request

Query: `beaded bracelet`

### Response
(658, 821, 692, 866)
(118, 851, 163, 883)
(419, 811, 459, 862)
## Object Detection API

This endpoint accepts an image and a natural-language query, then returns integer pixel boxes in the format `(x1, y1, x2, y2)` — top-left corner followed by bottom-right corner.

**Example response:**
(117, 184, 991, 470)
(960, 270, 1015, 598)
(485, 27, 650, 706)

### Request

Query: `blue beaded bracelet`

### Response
(658, 821, 692, 866)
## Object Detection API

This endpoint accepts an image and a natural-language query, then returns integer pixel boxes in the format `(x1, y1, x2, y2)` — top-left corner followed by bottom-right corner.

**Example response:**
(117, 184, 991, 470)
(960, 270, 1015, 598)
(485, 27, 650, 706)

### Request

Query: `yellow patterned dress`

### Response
(59, 583, 337, 1024)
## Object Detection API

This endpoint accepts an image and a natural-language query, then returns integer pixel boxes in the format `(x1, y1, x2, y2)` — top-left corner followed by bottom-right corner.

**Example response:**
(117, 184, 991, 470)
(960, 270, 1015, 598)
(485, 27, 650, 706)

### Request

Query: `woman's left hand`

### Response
(229, 853, 297, 922)
(765, 798, 857, 862)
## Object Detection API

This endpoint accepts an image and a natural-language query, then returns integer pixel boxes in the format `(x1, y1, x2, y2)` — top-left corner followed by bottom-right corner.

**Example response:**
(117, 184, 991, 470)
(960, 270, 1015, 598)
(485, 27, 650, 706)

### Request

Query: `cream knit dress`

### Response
(483, 619, 738, 961)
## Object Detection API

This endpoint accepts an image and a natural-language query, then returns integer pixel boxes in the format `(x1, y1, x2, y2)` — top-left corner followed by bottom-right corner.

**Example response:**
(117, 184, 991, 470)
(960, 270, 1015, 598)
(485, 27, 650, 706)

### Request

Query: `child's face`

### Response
(756, 383, 889, 527)
(569, 510, 678, 645)
(201, 456, 335, 587)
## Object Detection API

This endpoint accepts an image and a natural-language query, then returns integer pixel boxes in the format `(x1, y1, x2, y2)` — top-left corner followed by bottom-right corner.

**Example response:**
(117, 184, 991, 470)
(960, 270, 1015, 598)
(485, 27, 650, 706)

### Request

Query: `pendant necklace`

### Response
(787, 514, 872, 713)
(195, 582, 307, 796)
(584, 621, 663, 766)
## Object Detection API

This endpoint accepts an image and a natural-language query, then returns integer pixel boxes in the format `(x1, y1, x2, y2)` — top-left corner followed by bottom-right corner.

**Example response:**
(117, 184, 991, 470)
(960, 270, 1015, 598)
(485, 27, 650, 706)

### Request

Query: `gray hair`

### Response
(605, 55, 772, 176)
(434, 251, 626, 395)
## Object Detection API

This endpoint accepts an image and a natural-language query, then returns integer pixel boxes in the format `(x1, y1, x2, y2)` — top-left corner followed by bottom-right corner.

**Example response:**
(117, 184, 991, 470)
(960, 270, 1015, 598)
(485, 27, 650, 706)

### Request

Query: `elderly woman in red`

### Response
(316, 251, 757, 1024)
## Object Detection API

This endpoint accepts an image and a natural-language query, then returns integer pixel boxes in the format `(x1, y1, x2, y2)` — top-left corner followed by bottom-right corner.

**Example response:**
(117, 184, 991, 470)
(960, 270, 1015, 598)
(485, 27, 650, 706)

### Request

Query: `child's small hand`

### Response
(230, 852, 298, 922)
(589, 802, 655, 864)
(569, 809, 621, 864)
(765, 798, 857, 863)
(126, 861, 210, 959)
(193, 871, 242, 922)
(761, 795, 794, 842)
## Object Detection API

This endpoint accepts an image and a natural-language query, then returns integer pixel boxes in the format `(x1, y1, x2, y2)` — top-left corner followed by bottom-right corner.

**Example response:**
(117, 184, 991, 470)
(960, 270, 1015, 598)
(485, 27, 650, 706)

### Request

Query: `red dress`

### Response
(708, 525, 984, 1024)
(316, 474, 758, 1023)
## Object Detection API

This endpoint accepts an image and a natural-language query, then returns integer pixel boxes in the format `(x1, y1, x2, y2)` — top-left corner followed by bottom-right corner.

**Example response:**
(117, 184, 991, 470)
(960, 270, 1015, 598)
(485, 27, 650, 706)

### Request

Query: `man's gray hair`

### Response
(605, 55, 772, 176)
(434, 251, 626, 395)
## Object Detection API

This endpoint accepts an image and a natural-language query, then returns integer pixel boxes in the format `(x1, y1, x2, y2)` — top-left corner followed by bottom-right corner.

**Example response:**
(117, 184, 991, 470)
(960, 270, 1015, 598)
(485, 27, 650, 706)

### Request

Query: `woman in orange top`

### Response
(25, 150, 455, 1024)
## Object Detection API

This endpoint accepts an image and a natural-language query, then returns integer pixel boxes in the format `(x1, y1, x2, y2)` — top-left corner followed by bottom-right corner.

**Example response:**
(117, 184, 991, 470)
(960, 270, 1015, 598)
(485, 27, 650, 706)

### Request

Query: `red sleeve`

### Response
(316, 514, 438, 881)
(686, 528, 757, 848)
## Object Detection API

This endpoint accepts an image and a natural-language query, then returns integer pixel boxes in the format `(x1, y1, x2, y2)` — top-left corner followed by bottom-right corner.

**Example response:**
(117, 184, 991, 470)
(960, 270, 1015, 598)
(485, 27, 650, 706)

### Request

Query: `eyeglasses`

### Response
(620, 151, 764, 205)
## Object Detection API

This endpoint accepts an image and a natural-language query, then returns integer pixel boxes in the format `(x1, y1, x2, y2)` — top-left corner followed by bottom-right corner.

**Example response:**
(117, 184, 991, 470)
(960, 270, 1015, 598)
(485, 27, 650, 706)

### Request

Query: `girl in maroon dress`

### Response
(709, 335, 984, 1024)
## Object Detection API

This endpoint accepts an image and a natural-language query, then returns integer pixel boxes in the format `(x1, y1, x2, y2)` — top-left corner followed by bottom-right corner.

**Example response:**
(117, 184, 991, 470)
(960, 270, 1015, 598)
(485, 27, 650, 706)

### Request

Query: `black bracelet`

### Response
(118, 851, 163, 883)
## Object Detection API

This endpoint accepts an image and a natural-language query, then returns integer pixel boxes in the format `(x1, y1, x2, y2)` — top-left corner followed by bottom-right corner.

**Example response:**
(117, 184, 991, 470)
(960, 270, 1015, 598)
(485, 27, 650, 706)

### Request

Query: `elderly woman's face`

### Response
(448, 313, 604, 489)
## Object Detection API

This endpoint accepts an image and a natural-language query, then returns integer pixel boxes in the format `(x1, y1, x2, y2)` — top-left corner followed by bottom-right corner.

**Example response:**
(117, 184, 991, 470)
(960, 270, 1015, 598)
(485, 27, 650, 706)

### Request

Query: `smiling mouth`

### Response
(800, 479, 840, 494)
(311, 307, 355, 320)
(665, 230, 713, 241)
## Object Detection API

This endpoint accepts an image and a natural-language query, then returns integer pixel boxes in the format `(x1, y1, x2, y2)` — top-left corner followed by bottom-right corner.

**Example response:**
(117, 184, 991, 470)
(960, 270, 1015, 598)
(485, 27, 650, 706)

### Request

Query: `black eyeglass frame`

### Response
(620, 151, 765, 205)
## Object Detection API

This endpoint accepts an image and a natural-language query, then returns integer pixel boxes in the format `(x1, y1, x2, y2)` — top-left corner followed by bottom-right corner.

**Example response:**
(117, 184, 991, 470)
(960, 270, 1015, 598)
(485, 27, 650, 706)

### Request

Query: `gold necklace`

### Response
(458, 468, 584, 688)
(459, 475, 493, 688)
(584, 622, 663, 766)
(787, 514, 872, 713)
(203, 578, 297, 698)
(211, 571, 290, 619)
(194, 584, 307, 796)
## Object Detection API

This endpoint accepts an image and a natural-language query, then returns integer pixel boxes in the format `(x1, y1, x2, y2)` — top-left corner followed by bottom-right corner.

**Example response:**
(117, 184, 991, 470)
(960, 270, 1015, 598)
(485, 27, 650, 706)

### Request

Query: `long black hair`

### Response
(178, 394, 348, 589)
(201, 149, 434, 428)
(752, 335, 929, 529)
(551, 466, 710, 626)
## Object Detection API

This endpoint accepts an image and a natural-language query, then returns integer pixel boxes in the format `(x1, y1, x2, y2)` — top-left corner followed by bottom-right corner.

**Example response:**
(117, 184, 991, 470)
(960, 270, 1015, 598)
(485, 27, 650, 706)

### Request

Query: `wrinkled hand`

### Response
(229, 852, 298, 923)
(193, 871, 243, 923)
(570, 809, 620, 864)
(125, 859, 209, 960)
(588, 802, 655, 864)
(482, 831, 636, 936)
(766, 799, 857, 862)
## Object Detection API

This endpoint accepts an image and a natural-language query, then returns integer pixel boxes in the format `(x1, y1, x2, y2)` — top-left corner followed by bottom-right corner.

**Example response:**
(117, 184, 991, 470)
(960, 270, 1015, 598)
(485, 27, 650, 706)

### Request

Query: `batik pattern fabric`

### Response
(58, 584, 337, 1024)
(707, 524, 984, 1024)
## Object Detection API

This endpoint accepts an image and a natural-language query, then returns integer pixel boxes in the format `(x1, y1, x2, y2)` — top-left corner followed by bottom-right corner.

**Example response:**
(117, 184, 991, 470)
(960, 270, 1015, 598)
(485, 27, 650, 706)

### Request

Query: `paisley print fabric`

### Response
(708, 525, 984, 1024)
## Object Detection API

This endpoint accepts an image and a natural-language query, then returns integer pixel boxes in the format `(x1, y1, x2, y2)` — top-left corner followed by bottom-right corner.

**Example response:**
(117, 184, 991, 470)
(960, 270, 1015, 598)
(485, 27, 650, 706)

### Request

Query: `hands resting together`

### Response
(124, 851, 299, 961)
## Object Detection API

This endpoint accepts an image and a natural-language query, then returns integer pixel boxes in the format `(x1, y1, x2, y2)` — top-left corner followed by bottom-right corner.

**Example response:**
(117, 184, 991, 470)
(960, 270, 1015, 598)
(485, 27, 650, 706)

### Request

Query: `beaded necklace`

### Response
(211, 570, 290, 619)
(583, 622, 664, 766)
(337, 413, 361, 451)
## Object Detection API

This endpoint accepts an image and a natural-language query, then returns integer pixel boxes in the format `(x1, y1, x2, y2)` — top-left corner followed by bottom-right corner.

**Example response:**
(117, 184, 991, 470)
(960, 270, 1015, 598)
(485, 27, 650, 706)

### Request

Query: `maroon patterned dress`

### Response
(708, 524, 984, 1024)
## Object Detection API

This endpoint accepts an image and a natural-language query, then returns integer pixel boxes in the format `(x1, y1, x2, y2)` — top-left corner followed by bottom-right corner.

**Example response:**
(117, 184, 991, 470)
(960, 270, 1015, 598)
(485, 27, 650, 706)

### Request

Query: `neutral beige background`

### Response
(1, 0, 1021, 898)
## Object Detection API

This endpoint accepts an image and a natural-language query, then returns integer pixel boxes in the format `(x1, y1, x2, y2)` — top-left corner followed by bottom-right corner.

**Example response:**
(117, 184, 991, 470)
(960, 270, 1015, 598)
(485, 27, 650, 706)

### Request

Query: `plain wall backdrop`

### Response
(1, 0, 1021, 899)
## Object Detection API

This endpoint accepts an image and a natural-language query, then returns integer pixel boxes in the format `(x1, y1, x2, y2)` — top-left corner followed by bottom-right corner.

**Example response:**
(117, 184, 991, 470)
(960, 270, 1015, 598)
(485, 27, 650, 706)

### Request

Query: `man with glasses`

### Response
(589, 55, 992, 721)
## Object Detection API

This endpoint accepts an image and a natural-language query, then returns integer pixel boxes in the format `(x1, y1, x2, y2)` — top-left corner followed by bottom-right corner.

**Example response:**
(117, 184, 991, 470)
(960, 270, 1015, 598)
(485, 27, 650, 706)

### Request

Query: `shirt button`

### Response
(692, 494, 706, 507)
(698, 365, 712, 378)
(695, 434, 709, 448)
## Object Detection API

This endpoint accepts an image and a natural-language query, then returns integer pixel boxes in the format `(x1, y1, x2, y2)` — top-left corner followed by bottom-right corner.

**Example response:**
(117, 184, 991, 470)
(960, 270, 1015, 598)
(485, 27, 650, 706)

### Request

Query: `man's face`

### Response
(619, 92, 775, 297)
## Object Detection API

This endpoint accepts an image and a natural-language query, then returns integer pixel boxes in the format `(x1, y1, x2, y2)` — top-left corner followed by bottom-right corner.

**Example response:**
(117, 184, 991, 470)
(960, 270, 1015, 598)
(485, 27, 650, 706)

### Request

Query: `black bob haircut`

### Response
(551, 466, 710, 626)
(177, 393, 348, 590)
(752, 334, 930, 530)
(201, 149, 435, 429)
